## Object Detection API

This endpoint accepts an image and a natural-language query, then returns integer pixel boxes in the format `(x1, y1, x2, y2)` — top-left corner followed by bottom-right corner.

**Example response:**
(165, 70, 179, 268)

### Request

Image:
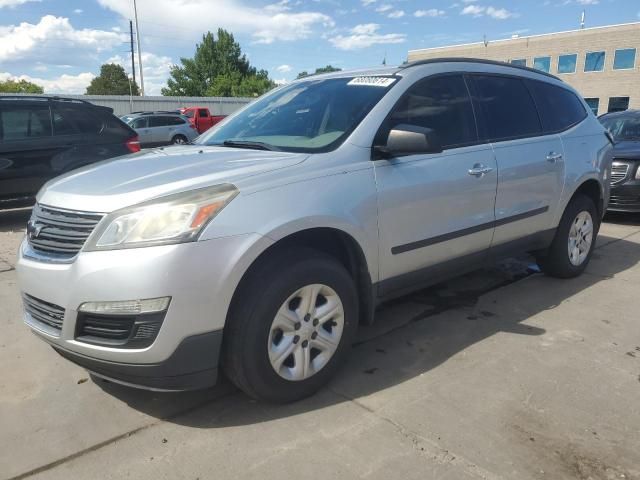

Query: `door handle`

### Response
(468, 164, 493, 177)
(546, 152, 563, 163)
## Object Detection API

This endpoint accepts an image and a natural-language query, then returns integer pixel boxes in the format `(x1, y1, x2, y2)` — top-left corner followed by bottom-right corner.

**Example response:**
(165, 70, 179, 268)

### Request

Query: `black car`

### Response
(600, 110, 640, 212)
(0, 96, 140, 209)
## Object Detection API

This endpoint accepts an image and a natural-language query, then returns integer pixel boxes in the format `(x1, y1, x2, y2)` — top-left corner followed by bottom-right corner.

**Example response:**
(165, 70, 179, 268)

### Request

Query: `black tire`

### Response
(171, 134, 188, 145)
(537, 194, 599, 278)
(222, 248, 358, 403)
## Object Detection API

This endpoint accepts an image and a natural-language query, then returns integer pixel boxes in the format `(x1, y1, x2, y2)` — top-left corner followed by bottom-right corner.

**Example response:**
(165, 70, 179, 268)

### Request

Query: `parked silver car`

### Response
(17, 59, 611, 402)
(120, 112, 198, 147)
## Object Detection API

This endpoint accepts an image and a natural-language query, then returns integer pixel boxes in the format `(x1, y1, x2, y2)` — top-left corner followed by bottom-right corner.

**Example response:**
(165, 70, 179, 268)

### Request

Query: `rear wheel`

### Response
(222, 248, 358, 403)
(171, 134, 188, 145)
(537, 194, 599, 278)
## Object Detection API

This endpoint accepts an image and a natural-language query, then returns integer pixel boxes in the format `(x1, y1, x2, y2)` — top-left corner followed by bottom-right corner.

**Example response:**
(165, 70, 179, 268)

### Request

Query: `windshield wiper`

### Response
(221, 140, 279, 151)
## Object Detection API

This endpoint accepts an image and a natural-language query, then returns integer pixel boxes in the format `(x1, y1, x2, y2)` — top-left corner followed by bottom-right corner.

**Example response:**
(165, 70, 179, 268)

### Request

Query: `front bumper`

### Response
(16, 233, 267, 389)
(608, 184, 640, 212)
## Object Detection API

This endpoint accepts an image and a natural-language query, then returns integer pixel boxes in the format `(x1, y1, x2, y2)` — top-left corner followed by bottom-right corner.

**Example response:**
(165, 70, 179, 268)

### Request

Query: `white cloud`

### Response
(276, 64, 292, 73)
(414, 8, 445, 17)
(0, 71, 94, 94)
(0, 15, 126, 65)
(388, 9, 405, 18)
(73, 8, 83, 14)
(361, 0, 376, 5)
(98, 0, 333, 45)
(461, 4, 516, 19)
(375, 4, 392, 12)
(575, 0, 598, 4)
(0, 0, 40, 7)
(107, 52, 173, 95)
(273, 78, 288, 85)
(329, 23, 406, 50)
(461, 4, 485, 16)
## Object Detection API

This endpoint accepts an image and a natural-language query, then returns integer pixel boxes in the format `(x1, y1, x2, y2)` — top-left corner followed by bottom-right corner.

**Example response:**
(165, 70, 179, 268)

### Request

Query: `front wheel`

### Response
(171, 134, 188, 145)
(537, 194, 599, 278)
(222, 248, 358, 403)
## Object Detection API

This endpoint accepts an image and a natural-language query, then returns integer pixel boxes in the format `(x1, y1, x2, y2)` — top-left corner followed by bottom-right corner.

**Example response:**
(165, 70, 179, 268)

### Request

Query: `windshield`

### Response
(120, 115, 135, 125)
(195, 76, 397, 153)
(601, 115, 640, 141)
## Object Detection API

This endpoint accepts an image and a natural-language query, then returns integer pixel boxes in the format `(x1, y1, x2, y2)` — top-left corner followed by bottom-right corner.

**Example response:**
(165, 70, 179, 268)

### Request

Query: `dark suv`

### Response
(600, 110, 640, 212)
(0, 96, 140, 209)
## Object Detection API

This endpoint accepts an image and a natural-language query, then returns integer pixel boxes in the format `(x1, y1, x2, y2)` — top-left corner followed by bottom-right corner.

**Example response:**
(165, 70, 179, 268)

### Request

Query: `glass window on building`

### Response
(533, 56, 551, 72)
(558, 54, 577, 74)
(584, 51, 606, 72)
(510, 59, 526, 67)
(613, 48, 636, 70)
(608, 97, 630, 113)
(584, 98, 599, 116)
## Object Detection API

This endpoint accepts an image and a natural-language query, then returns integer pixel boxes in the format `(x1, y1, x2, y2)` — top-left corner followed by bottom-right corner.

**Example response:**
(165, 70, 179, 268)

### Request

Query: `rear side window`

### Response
(381, 74, 478, 149)
(198, 109, 209, 117)
(0, 106, 52, 141)
(70, 108, 105, 135)
(526, 80, 586, 132)
(166, 116, 185, 126)
(52, 108, 79, 136)
(470, 75, 541, 141)
(149, 116, 168, 127)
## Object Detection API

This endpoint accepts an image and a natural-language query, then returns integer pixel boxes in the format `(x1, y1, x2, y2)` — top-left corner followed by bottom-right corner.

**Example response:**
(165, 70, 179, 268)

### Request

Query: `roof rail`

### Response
(130, 110, 180, 115)
(0, 95, 95, 105)
(400, 57, 561, 81)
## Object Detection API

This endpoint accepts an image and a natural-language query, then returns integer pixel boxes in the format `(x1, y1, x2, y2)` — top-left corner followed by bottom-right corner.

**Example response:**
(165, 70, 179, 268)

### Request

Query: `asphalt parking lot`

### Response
(1, 208, 639, 480)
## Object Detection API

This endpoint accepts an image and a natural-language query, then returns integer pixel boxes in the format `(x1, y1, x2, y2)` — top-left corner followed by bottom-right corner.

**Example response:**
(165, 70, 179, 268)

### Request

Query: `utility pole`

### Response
(133, 0, 145, 96)
(129, 20, 136, 88)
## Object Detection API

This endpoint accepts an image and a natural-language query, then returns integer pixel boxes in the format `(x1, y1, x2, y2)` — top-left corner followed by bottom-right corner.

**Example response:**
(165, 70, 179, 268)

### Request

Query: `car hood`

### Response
(38, 145, 308, 212)
(611, 140, 640, 160)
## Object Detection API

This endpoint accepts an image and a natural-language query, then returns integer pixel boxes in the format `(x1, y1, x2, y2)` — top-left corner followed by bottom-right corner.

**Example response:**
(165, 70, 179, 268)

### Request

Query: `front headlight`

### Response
(85, 184, 238, 251)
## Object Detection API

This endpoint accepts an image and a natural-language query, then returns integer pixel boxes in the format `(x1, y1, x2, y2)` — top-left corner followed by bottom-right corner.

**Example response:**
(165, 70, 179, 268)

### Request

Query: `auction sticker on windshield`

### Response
(347, 77, 397, 87)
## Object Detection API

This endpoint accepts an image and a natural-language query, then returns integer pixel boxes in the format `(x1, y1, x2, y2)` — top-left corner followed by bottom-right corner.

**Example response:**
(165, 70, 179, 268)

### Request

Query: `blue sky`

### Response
(0, 0, 638, 94)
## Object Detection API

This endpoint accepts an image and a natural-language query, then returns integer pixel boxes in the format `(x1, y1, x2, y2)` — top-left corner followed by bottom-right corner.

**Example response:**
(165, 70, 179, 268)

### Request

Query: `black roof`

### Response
(599, 109, 640, 119)
(0, 95, 94, 105)
(401, 57, 560, 81)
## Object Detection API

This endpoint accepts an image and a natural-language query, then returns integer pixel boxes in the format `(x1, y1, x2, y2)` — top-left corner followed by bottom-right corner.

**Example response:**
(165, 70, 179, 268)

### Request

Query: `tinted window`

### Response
(52, 108, 78, 136)
(510, 59, 526, 67)
(0, 106, 52, 141)
(584, 51, 605, 72)
(584, 98, 599, 116)
(166, 116, 185, 126)
(71, 108, 105, 135)
(558, 54, 577, 74)
(613, 48, 636, 70)
(471, 75, 541, 141)
(600, 114, 640, 141)
(608, 97, 629, 113)
(527, 80, 586, 132)
(198, 109, 209, 117)
(149, 116, 168, 127)
(380, 75, 477, 149)
(131, 117, 147, 129)
(533, 56, 551, 73)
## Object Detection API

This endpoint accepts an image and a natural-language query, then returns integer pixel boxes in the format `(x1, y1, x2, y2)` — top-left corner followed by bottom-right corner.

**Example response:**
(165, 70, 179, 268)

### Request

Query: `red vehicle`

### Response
(179, 107, 226, 134)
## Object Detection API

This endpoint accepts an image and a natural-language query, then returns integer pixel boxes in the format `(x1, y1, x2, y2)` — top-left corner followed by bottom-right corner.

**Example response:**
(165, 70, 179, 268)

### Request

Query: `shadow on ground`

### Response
(90, 232, 640, 429)
(0, 208, 30, 234)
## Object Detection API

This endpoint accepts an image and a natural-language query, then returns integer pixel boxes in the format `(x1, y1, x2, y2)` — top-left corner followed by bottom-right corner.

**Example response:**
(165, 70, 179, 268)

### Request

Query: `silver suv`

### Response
(120, 112, 198, 147)
(17, 59, 611, 402)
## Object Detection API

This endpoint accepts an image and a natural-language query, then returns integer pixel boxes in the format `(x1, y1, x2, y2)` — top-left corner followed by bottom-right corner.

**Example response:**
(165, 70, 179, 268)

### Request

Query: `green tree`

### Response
(162, 29, 275, 97)
(296, 65, 341, 79)
(86, 64, 139, 95)
(0, 78, 44, 94)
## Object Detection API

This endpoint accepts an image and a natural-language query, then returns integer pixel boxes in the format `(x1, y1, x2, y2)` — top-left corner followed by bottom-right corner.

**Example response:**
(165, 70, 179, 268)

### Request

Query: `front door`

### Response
(374, 74, 497, 295)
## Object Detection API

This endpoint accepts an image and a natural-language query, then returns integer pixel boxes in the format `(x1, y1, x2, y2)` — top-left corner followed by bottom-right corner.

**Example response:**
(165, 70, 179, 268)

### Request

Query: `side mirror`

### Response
(373, 124, 442, 159)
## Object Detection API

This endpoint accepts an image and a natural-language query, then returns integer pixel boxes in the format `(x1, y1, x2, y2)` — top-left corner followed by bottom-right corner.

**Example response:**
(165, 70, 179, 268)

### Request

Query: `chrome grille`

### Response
(27, 204, 103, 258)
(610, 161, 629, 185)
(23, 294, 65, 331)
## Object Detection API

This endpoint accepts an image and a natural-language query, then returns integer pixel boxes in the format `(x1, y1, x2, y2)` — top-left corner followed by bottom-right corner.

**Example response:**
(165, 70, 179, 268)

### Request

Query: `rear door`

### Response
(131, 116, 151, 146)
(469, 74, 564, 251)
(0, 101, 55, 201)
(374, 74, 497, 294)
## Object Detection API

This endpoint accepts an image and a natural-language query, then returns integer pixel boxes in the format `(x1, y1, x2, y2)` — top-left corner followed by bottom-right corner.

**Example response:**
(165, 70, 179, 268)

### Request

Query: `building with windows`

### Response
(407, 22, 640, 116)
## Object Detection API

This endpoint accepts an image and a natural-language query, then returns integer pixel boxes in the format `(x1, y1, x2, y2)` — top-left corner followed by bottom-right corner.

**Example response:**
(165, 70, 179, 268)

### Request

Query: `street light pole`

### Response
(133, 0, 145, 96)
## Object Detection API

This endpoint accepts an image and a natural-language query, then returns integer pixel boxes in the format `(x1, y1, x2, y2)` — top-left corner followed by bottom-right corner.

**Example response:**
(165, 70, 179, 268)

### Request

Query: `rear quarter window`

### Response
(470, 74, 542, 141)
(526, 80, 587, 133)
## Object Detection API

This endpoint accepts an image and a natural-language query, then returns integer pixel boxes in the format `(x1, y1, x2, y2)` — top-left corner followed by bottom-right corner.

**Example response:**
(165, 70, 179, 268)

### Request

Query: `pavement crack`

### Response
(6, 389, 237, 480)
(328, 387, 503, 480)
